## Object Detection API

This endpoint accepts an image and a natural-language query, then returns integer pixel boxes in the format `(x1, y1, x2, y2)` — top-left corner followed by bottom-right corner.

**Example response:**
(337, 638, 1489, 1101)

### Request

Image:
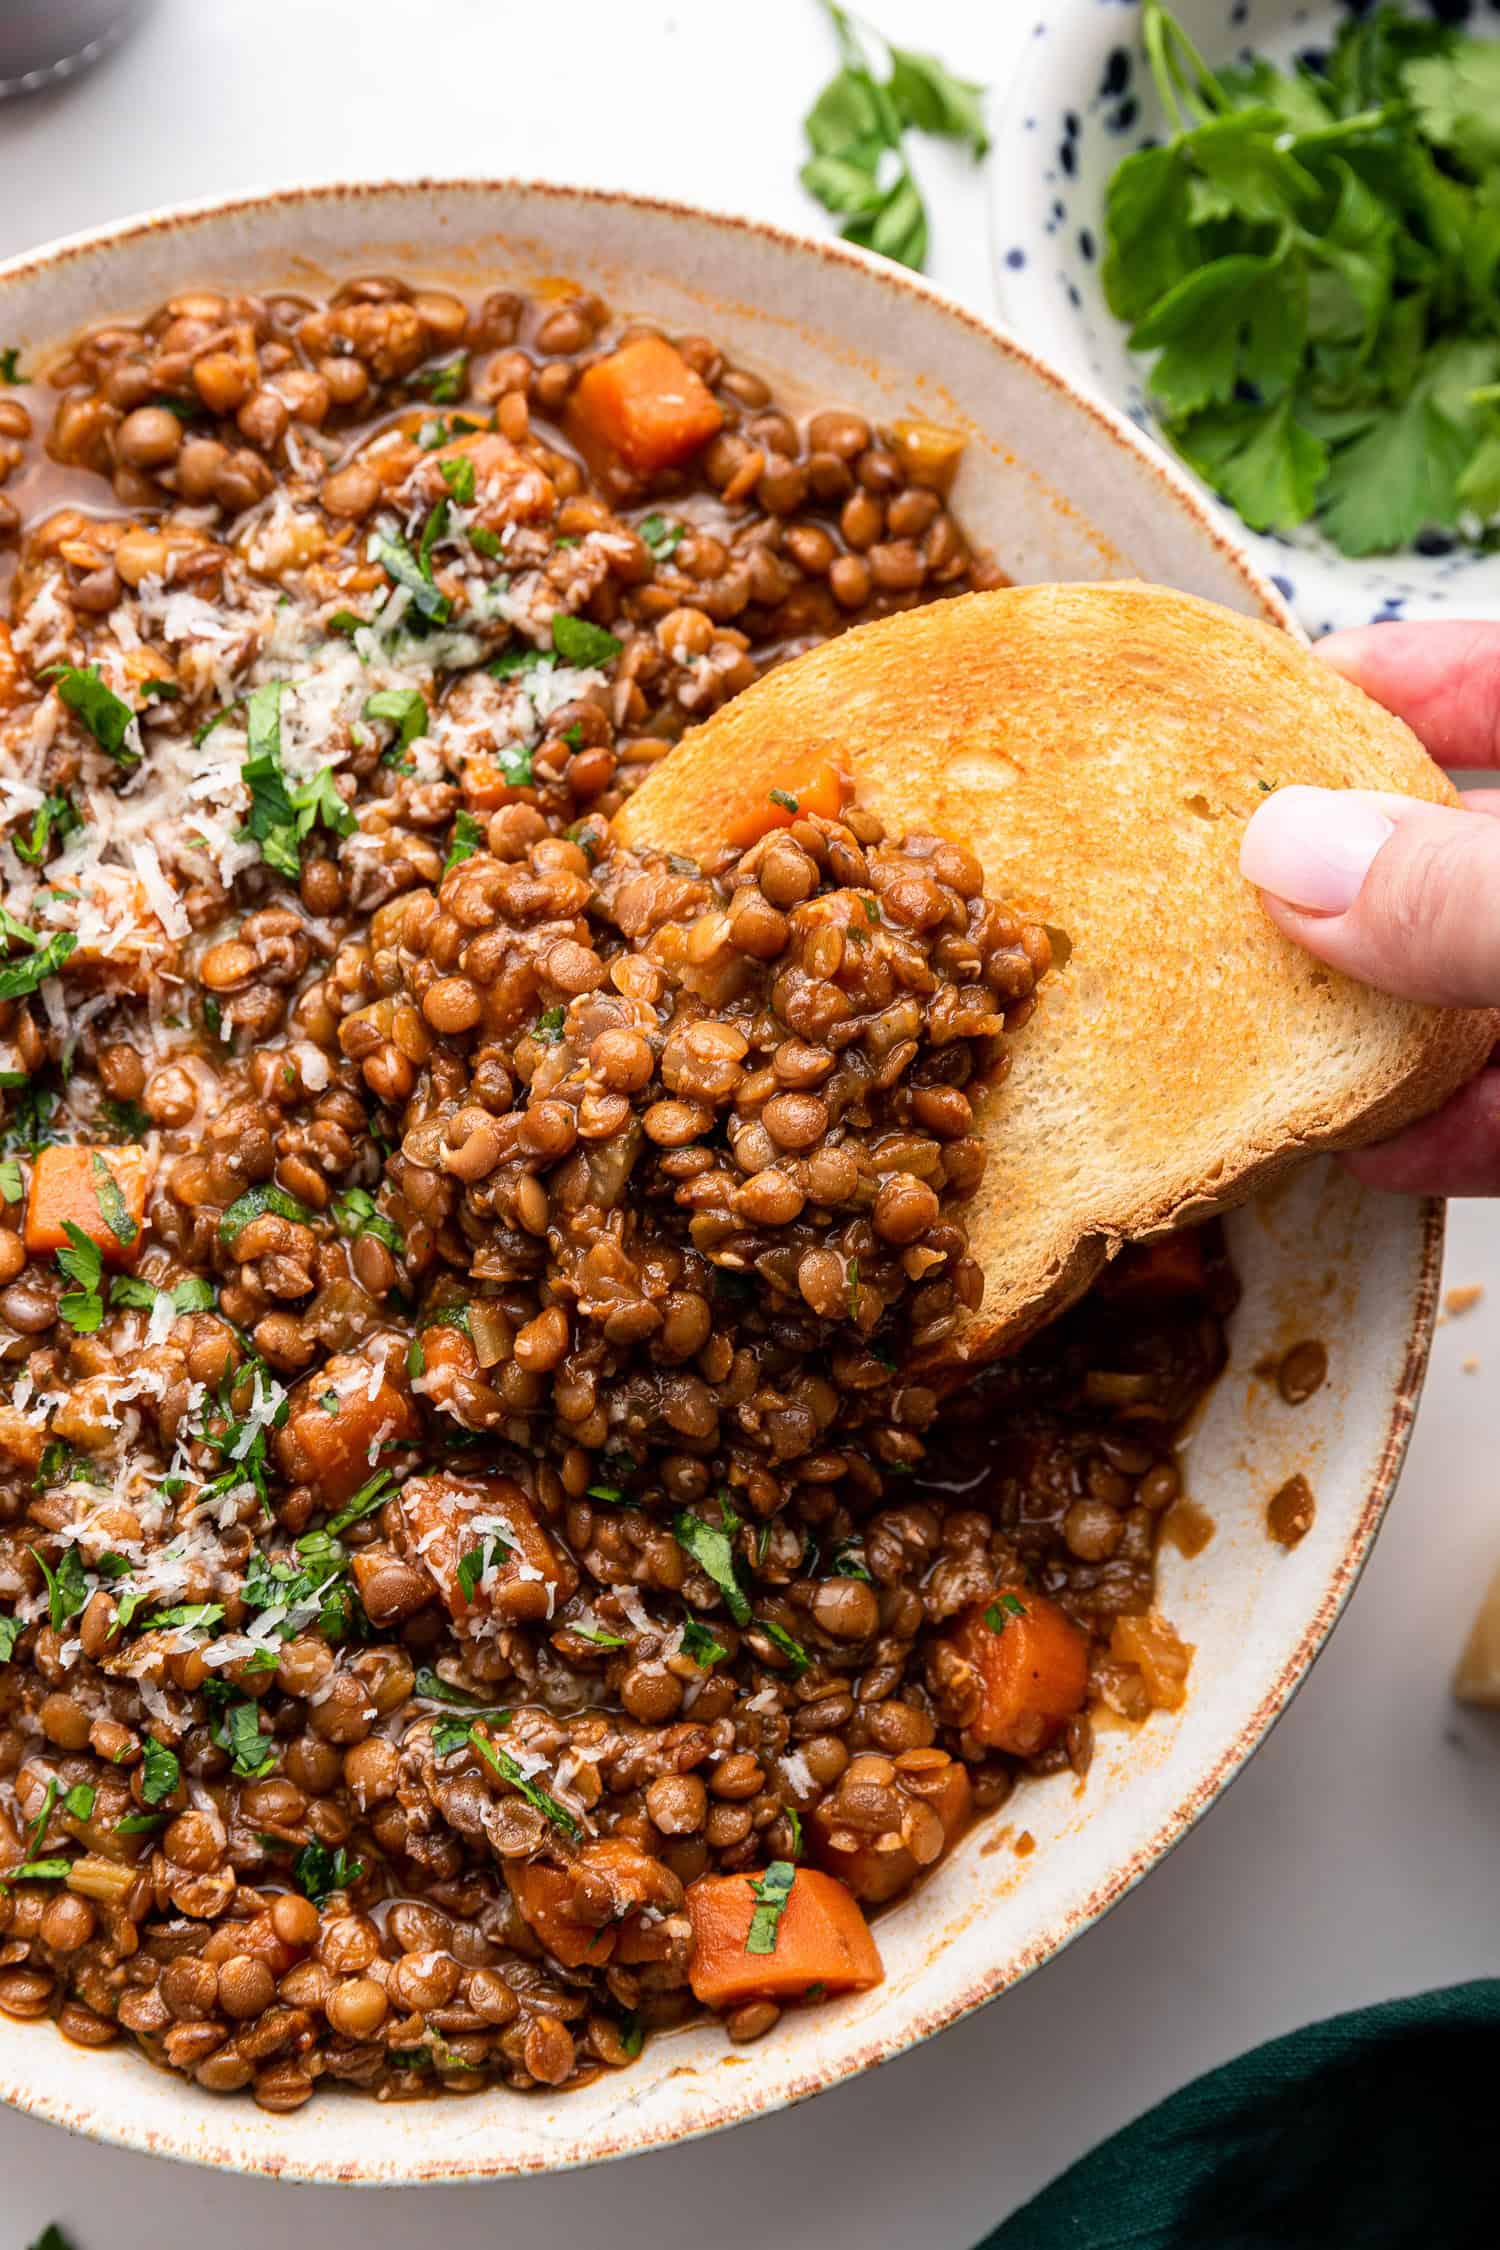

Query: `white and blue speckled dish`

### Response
(991, 0, 1500, 634)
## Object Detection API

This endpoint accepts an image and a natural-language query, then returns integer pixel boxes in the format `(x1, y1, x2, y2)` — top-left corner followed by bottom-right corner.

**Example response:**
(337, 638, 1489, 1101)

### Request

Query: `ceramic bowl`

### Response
(991, 0, 1500, 633)
(0, 179, 1443, 2182)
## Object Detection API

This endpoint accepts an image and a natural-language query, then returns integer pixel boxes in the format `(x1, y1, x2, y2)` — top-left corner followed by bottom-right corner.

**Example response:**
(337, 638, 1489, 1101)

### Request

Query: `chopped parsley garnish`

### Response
(0, 348, 23, 383)
(292, 1839, 366, 1904)
(456, 1532, 511, 1602)
(100, 1095, 151, 1140)
(469, 525, 503, 558)
(674, 1496, 752, 1626)
(468, 1725, 581, 1840)
(768, 787, 799, 813)
(534, 1005, 567, 1043)
(146, 1602, 226, 1633)
(372, 528, 452, 626)
(415, 354, 469, 403)
(327, 609, 368, 637)
(638, 513, 685, 559)
(212, 1694, 276, 1779)
(497, 742, 534, 788)
(41, 664, 139, 765)
(412, 1665, 500, 1710)
(0, 1858, 70, 1886)
(0, 1159, 23, 1204)
(983, 1592, 1028, 1635)
(800, 3, 988, 273)
(488, 645, 546, 680)
(330, 1184, 403, 1256)
(141, 1736, 181, 1805)
(240, 679, 355, 879)
(680, 1617, 727, 1667)
(758, 1618, 811, 1674)
(570, 1619, 629, 1650)
(109, 1273, 215, 1317)
(0, 1615, 22, 1662)
(439, 454, 477, 504)
(363, 687, 429, 753)
(139, 677, 181, 702)
(115, 1812, 165, 1836)
(745, 1860, 796, 1955)
(10, 790, 81, 867)
(243, 1535, 358, 1644)
(55, 1223, 105, 1334)
(89, 1151, 138, 1248)
(218, 1181, 313, 1244)
(618, 2012, 645, 2059)
(829, 1537, 873, 1582)
(445, 809, 485, 871)
(0, 929, 78, 1002)
(325, 1467, 397, 1537)
(550, 614, 622, 669)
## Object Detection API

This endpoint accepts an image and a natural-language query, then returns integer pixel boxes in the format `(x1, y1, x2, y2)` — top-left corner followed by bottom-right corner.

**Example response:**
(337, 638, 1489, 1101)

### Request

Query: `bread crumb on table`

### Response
(1445, 1284, 1485, 1318)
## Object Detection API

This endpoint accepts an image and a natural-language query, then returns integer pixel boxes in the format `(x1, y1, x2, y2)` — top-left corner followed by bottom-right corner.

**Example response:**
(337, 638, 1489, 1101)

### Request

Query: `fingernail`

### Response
(1240, 785, 1395, 914)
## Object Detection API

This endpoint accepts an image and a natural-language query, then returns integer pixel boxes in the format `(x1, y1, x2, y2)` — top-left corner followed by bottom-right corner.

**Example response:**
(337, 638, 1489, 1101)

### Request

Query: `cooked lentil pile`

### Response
(0, 275, 1233, 2108)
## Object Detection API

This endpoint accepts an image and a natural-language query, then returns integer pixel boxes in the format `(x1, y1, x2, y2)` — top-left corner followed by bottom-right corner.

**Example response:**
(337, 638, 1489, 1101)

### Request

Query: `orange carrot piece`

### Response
(567, 336, 723, 475)
(685, 1866, 882, 2007)
(507, 1861, 615, 1970)
(274, 1354, 420, 1505)
(24, 1144, 151, 1266)
(724, 759, 850, 849)
(398, 1472, 572, 1629)
(946, 1588, 1090, 1757)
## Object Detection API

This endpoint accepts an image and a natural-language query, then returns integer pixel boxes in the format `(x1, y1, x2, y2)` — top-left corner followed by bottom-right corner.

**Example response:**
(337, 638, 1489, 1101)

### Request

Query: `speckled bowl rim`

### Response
(0, 176, 1440, 2184)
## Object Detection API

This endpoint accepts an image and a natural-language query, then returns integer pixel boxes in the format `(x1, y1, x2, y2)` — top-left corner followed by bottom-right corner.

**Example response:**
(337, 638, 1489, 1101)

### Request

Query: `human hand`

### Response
(1239, 620, 1500, 1194)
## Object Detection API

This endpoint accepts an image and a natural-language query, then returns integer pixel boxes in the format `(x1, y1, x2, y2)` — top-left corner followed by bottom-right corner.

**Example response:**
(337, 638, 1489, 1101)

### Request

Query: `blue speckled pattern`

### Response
(990, 0, 1500, 629)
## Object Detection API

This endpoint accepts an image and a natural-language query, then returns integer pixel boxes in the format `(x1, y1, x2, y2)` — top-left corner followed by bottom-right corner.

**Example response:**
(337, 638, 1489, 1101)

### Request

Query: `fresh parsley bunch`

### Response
(800, 2, 988, 272)
(1105, 3, 1500, 555)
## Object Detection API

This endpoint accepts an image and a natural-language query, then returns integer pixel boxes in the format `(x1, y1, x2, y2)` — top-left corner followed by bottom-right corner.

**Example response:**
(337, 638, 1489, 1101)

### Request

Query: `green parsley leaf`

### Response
(42, 665, 138, 765)
(363, 687, 429, 752)
(550, 614, 622, 668)
(680, 1617, 727, 1667)
(469, 525, 503, 558)
(674, 1497, 751, 1625)
(372, 531, 452, 625)
(785, 1803, 804, 1858)
(10, 790, 81, 867)
(90, 1151, 138, 1248)
(31, 1541, 89, 1631)
(146, 1602, 225, 1633)
(0, 1614, 22, 1662)
(445, 809, 485, 871)
(115, 1811, 165, 1836)
(141, 1736, 180, 1804)
(440, 455, 477, 504)
(638, 513, 685, 559)
(1, 1858, 71, 1886)
(0, 930, 78, 1001)
(100, 1095, 151, 1140)
(0, 1158, 22, 1204)
(829, 1537, 872, 1582)
(569, 1619, 629, 1650)
(768, 787, 799, 813)
(488, 645, 546, 680)
(0, 348, 24, 384)
(744, 1860, 796, 1954)
(325, 1468, 397, 1537)
(469, 1726, 581, 1840)
(983, 1591, 1028, 1635)
(61, 1781, 95, 1823)
(330, 1184, 403, 1256)
(214, 1696, 276, 1779)
(219, 1182, 312, 1245)
(456, 1533, 510, 1602)
(534, 1004, 566, 1043)
(758, 1618, 811, 1674)
(412, 1665, 503, 1711)
(292, 1839, 366, 1904)
(618, 2012, 645, 2059)
(416, 355, 469, 404)
(55, 1222, 105, 1333)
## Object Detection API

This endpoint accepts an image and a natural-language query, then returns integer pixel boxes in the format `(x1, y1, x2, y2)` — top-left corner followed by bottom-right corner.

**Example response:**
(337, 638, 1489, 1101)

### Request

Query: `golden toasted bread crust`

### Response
(618, 584, 1497, 1366)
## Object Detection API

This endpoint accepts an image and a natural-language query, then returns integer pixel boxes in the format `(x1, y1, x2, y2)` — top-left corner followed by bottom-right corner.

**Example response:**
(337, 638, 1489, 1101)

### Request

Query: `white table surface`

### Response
(2, 3, 1498, 2243)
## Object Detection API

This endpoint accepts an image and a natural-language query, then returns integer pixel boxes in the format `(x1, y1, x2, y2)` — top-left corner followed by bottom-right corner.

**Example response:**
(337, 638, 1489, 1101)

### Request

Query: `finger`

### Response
(1318, 620, 1500, 769)
(1241, 785, 1500, 1009)
(1342, 1064, 1500, 1195)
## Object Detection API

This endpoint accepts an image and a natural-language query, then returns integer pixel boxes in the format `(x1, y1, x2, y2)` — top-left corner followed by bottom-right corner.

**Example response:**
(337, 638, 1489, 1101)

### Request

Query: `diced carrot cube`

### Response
(945, 1588, 1090, 1757)
(1099, 1229, 1207, 1302)
(686, 1866, 881, 2007)
(275, 1353, 420, 1505)
(724, 759, 850, 849)
(25, 1144, 151, 1266)
(567, 336, 723, 475)
(398, 1471, 574, 1631)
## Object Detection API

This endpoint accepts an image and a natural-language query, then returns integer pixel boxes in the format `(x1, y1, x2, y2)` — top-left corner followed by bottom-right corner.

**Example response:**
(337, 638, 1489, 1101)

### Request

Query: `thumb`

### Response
(1239, 784, 1500, 1009)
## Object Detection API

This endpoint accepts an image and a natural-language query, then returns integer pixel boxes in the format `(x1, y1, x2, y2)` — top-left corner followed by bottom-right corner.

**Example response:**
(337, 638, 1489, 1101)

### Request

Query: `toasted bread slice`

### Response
(616, 582, 1495, 1367)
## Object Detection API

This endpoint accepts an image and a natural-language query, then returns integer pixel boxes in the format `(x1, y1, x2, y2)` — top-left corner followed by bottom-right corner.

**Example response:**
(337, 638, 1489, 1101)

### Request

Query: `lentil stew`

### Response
(0, 273, 1234, 2109)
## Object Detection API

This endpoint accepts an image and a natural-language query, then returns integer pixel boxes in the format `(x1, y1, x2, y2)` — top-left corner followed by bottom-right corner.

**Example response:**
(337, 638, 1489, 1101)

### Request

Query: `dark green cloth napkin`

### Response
(977, 1980, 1499, 2249)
